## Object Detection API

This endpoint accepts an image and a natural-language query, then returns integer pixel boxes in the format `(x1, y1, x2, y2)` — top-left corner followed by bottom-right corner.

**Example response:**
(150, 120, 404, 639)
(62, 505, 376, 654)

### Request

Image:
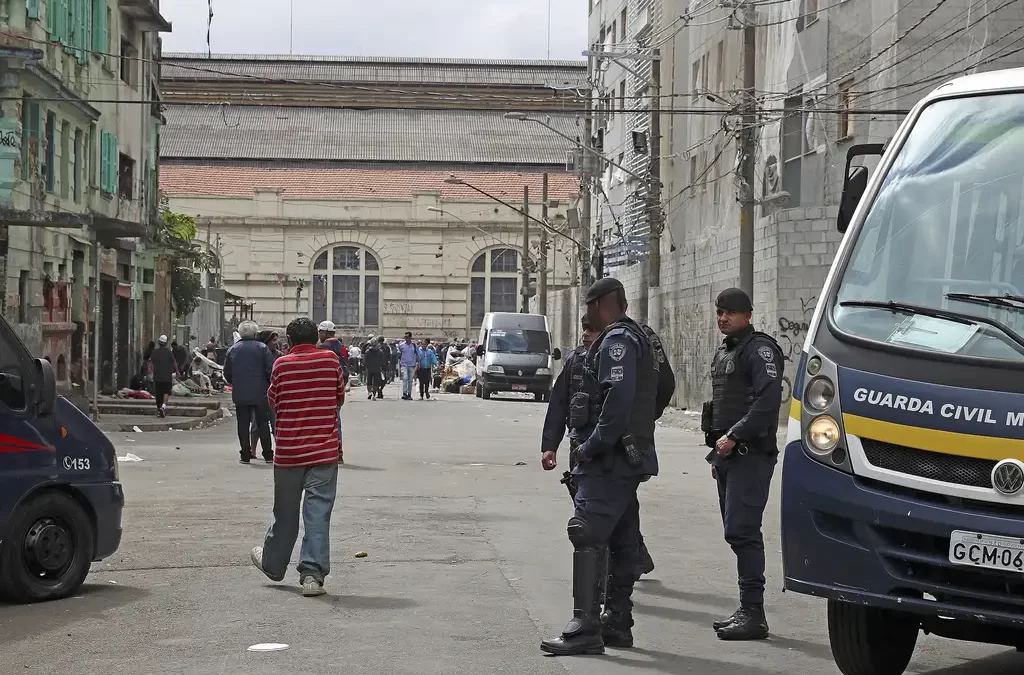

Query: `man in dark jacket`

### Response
(151, 335, 177, 418)
(225, 320, 276, 464)
(363, 337, 387, 400)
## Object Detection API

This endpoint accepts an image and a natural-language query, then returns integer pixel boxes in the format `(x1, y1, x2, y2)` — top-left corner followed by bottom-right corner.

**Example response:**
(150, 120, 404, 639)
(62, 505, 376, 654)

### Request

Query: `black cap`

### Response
(585, 277, 624, 304)
(716, 287, 753, 312)
(580, 314, 592, 329)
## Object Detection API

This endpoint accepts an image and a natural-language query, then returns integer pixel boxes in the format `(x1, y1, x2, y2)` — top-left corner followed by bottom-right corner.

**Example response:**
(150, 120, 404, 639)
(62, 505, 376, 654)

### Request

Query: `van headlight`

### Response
(536, 368, 551, 375)
(804, 377, 835, 412)
(486, 365, 504, 374)
(806, 416, 841, 455)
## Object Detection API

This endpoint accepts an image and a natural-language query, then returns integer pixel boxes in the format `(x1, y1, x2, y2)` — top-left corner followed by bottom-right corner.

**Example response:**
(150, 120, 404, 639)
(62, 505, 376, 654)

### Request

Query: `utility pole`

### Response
(648, 48, 662, 290)
(540, 173, 549, 316)
(738, 6, 757, 297)
(579, 53, 595, 302)
(521, 186, 530, 313)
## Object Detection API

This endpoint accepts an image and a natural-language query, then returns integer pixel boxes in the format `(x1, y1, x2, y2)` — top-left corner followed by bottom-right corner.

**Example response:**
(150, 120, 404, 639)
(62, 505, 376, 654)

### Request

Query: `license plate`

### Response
(949, 530, 1024, 573)
(512, 384, 527, 392)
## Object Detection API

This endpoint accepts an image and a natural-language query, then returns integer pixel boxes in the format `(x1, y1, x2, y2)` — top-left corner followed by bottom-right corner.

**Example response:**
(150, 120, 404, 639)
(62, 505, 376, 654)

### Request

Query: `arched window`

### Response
(310, 245, 381, 328)
(470, 247, 519, 326)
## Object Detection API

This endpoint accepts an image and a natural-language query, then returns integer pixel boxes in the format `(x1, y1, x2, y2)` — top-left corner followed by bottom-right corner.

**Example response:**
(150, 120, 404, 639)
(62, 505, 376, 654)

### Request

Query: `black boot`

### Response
(634, 542, 654, 580)
(601, 610, 634, 648)
(716, 604, 769, 641)
(540, 547, 605, 656)
(712, 607, 742, 631)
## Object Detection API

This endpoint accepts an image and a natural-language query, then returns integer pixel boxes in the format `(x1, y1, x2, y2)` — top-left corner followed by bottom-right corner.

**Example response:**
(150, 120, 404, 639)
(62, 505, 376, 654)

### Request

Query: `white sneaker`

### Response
(301, 576, 326, 597)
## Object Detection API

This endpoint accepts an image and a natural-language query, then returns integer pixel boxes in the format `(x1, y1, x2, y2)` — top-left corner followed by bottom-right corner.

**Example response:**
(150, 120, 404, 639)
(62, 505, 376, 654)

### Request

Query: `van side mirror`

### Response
(35, 357, 56, 417)
(553, 348, 562, 360)
(838, 143, 884, 233)
(475, 345, 484, 357)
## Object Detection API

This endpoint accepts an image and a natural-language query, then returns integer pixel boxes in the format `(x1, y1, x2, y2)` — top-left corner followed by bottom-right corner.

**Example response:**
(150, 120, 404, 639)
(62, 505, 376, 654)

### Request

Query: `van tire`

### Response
(0, 491, 94, 604)
(828, 600, 918, 675)
(475, 385, 482, 398)
(482, 387, 492, 400)
(534, 393, 547, 403)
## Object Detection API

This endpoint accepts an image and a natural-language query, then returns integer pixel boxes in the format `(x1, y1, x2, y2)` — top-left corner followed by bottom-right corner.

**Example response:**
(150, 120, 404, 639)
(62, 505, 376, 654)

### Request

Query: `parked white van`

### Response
(475, 312, 561, 402)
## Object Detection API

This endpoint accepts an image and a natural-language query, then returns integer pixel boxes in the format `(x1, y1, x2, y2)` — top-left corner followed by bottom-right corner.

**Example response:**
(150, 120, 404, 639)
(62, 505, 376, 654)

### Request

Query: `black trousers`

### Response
(715, 451, 777, 605)
(236, 402, 273, 460)
(367, 370, 384, 396)
(416, 367, 431, 395)
(153, 381, 173, 410)
(573, 473, 642, 615)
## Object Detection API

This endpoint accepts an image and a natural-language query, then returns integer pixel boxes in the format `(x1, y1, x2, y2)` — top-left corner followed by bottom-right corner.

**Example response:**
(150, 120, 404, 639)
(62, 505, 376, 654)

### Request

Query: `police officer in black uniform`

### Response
(540, 278, 665, 656)
(701, 287, 784, 641)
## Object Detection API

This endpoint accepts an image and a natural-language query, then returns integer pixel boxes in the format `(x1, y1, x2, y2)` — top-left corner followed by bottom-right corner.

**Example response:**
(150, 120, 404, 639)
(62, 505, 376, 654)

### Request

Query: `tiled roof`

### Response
(162, 53, 588, 88)
(159, 164, 580, 201)
(161, 105, 583, 165)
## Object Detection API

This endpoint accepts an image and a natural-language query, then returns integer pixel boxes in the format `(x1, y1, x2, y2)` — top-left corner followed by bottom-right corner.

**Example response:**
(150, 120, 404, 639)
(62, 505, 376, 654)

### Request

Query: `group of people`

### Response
(539, 278, 784, 656)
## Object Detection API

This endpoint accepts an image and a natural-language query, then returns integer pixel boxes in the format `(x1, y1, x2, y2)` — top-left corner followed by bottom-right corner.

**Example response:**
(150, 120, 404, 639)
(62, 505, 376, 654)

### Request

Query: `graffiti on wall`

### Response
(0, 118, 19, 202)
(383, 301, 414, 315)
(773, 295, 817, 403)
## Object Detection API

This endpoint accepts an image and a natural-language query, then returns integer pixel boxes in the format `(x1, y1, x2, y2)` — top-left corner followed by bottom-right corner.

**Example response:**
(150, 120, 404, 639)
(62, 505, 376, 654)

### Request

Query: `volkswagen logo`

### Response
(991, 459, 1024, 496)
(518, 370, 523, 376)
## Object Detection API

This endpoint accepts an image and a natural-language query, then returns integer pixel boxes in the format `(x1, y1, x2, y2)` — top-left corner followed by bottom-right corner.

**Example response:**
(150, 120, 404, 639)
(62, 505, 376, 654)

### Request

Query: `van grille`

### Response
(861, 438, 994, 489)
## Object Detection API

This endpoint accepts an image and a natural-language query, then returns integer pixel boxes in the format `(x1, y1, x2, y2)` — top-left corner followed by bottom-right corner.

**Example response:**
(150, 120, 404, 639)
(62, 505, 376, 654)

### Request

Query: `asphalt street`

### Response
(1, 383, 1022, 675)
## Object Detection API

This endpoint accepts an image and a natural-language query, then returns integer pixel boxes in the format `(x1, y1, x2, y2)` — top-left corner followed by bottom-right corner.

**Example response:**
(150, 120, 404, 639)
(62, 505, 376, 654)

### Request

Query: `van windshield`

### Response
(833, 92, 1024, 362)
(487, 329, 550, 354)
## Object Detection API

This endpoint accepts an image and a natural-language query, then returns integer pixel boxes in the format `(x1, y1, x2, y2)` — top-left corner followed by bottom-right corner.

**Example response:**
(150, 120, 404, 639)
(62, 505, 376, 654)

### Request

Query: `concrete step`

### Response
(94, 403, 211, 418)
(93, 396, 224, 413)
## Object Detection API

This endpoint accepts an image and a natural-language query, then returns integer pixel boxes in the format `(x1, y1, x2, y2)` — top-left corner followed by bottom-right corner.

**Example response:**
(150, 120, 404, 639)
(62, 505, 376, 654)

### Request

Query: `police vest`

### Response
(594, 316, 658, 442)
(710, 330, 780, 432)
(568, 346, 602, 430)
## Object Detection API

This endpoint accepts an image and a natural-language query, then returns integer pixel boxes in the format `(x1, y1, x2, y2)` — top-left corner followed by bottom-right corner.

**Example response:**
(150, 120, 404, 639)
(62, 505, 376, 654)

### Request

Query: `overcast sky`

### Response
(160, 0, 589, 61)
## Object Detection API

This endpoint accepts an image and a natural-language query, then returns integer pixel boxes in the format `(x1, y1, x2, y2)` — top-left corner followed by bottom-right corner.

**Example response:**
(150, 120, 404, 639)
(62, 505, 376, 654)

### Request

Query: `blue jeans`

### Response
(261, 462, 338, 583)
(401, 365, 416, 398)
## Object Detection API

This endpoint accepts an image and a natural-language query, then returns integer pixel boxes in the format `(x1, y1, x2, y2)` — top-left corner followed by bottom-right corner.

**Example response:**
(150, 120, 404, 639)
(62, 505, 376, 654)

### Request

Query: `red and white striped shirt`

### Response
(267, 344, 345, 468)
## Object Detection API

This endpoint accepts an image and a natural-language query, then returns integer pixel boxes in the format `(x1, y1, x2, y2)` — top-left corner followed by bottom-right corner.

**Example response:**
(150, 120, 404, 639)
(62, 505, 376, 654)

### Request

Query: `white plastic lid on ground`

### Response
(247, 643, 289, 652)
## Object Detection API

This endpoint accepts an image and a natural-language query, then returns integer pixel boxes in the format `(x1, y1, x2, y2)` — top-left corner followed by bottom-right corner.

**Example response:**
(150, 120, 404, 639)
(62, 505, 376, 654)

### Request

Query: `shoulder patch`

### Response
(610, 365, 624, 381)
(757, 345, 775, 362)
(608, 341, 627, 362)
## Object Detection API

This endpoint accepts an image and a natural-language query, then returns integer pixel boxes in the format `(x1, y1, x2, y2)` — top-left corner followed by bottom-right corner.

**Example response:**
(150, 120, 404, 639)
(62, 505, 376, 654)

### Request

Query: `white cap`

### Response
(158, 335, 168, 344)
(318, 320, 336, 332)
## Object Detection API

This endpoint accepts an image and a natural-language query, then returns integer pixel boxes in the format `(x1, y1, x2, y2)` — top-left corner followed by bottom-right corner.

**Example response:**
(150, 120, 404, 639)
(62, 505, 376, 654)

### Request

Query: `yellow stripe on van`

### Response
(789, 398, 801, 422)
(842, 413, 1024, 462)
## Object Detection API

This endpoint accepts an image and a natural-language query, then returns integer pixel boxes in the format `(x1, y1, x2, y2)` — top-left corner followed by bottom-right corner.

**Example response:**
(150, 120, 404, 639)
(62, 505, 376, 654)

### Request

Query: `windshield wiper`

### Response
(838, 300, 974, 325)
(839, 299, 1024, 350)
(945, 292, 1024, 309)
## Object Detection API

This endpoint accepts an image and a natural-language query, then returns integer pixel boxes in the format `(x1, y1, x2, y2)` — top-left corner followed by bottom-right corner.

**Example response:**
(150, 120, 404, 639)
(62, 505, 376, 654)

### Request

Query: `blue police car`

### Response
(0, 314, 123, 602)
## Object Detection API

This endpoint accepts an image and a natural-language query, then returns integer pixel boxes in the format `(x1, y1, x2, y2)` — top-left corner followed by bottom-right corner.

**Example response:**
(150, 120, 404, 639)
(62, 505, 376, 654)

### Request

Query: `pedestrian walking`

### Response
(150, 335, 177, 418)
(416, 339, 437, 399)
(364, 337, 387, 400)
(250, 317, 345, 597)
(397, 332, 420, 400)
(224, 320, 275, 464)
(701, 287, 783, 641)
(249, 330, 283, 458)
(540, 278, 661, 656)
(317, 321, 350, 383)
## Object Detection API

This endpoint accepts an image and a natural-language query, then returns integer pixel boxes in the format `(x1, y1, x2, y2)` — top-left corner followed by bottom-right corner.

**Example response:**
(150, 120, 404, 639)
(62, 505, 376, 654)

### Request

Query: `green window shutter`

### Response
(27, 0, 40, 20)
(92, 0, 106, 54)
(109, 133, 118, 193)
(99, 131, 109, 193)
(83, 0, 92, 59)
(77, 0, 88, 62)
(46, 0, 56, 34)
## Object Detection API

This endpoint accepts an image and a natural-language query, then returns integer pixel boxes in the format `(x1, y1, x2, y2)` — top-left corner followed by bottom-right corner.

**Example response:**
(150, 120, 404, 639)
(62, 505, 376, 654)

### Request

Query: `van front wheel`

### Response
(828, 600, 918, 675)
(0, 491, 95, 603)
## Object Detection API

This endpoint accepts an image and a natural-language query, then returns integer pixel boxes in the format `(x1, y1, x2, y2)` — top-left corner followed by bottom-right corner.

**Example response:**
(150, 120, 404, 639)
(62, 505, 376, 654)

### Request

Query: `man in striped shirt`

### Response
(250, 317, 345, 597)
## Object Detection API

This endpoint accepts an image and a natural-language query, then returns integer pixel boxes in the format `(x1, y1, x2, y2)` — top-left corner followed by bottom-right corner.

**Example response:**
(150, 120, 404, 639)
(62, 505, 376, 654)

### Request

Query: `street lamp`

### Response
(503, 112, 653, 186)
(425, 207, 502, 244)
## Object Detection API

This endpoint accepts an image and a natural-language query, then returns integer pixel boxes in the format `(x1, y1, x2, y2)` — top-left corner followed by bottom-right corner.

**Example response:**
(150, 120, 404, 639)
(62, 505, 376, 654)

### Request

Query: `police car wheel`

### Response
(827, 600, 918, 675)
(0, 491, 95, 604)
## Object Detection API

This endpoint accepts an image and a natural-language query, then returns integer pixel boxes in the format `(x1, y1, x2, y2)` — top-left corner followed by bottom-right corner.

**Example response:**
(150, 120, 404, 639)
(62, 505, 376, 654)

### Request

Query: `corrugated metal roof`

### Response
(161, 105, 583, 165)
(162, 53, 587, 88)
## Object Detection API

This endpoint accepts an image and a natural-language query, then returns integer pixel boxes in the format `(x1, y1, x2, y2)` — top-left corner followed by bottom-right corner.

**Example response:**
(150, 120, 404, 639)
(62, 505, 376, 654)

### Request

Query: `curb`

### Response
(106, 407, 225, 433)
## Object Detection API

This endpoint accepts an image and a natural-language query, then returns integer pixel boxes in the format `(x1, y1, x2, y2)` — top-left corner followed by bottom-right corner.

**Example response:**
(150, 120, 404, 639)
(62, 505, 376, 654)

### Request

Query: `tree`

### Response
(157, 194, 215, 319)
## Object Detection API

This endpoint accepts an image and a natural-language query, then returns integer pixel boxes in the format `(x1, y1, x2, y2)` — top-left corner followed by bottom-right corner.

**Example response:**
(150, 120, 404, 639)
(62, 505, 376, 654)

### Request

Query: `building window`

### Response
(120, 37, 136, 86)
(782, 94, 805, 205)
(73, 128, 82, 202)
(310, 245, 381, 328)
(839, 79, 854, 138)
(469, 247, 520, 326)
(797, 0, 819, 31)
(59, 121, 70, 199)
(99, 131, 117, 195)
(118, 153, 134, 199)
(715, 40, 725, 92)
(20, 96, 40, 181)
(43, 111, 55, 193)
(691, 60, 700, 102)
(619, 80, 626, 112)
(620, 7, 627, 40)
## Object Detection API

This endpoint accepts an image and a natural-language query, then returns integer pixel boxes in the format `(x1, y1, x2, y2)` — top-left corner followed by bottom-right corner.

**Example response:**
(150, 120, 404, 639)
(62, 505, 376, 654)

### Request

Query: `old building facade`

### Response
(548, 0, 1024, 410)
(0, 0, 171, 394)
(160, 54, 587, 339)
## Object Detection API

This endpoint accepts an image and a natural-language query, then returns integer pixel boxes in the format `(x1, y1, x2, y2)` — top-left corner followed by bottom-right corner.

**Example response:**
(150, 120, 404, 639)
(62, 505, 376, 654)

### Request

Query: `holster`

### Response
(568, 391, 591, 429)
(702, 401, 717, 448)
